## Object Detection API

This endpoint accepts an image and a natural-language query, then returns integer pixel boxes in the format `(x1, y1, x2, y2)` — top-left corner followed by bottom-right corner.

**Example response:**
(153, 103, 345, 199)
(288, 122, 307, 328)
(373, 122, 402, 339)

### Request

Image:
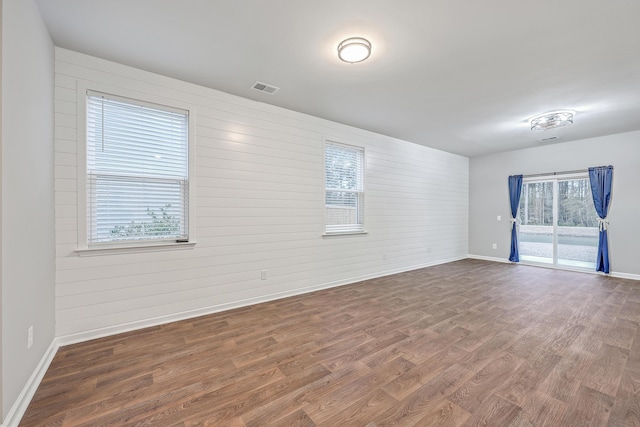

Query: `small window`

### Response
(86, 91, 189, 245)
(324, 141, 365, 234)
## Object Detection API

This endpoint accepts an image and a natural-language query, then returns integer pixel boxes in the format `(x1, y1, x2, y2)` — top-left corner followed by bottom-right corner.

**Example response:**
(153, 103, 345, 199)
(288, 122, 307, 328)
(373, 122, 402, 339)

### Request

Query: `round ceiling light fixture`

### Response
(530, 110, 574, 131)
(337, 37, 371, 63)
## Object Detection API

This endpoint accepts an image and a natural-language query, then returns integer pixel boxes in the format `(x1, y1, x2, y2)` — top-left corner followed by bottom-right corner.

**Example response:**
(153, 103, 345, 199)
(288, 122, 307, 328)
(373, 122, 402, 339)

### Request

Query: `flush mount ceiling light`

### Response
(337, 37, 371, 63)
(530, 110, 574, 131)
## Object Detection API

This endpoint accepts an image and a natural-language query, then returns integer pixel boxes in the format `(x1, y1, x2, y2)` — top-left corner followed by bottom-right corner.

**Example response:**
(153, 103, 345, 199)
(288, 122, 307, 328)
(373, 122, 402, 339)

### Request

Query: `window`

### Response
(324, 141, 365, 234)
(85, 91, 189, 246)
(518, 175, 598, 269)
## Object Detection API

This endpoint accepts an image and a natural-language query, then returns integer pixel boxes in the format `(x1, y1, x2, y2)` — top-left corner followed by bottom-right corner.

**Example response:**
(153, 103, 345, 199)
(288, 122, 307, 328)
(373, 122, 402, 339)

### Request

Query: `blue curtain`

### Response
(588, 165, 613, 273)
(508, 175, 523, 262)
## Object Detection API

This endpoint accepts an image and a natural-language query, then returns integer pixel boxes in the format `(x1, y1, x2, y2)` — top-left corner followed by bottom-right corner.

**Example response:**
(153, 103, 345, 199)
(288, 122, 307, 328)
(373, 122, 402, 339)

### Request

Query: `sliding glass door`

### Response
(518, 175, 598, 270)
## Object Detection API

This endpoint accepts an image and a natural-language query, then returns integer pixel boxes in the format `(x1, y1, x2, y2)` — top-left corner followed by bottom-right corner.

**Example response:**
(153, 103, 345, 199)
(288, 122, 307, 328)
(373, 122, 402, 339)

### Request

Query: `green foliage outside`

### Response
(110, 204, 181, 239)
(519, 179, 598, 227)
(557, 180, 598, 227)
(519, 182, 554, 226)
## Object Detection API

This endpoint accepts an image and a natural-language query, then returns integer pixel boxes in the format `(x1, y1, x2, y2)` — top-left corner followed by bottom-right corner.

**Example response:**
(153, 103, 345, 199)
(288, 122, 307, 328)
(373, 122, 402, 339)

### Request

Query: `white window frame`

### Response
(76, 82, 196, 255)
(323, 138, 366, 236)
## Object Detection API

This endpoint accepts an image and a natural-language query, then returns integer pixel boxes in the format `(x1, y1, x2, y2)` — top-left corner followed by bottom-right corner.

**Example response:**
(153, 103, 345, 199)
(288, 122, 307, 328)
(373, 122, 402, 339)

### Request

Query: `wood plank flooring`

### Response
(20, 259, 640, 426)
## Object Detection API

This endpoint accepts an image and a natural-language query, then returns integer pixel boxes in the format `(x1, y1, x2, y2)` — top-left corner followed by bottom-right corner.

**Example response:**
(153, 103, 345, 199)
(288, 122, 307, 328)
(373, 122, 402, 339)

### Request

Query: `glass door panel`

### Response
(518, 181, 554, 264)
(557, 178, 598, 269)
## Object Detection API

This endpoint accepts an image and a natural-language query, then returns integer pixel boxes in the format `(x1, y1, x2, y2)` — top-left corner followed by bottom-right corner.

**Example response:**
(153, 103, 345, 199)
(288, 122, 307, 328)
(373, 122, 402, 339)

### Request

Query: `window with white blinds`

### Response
(86, 91, 189, 244)
(325, 141, 365, 233)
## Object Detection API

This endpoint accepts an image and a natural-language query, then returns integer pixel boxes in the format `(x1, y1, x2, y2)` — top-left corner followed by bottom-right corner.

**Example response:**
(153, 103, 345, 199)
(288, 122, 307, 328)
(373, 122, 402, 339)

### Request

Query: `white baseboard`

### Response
(1, 340, 59, 427)
(467, 254, 511, 263)
(610, 271, 640, 281)
(57, 255, 467, 346)
(468, 253, 640, 281)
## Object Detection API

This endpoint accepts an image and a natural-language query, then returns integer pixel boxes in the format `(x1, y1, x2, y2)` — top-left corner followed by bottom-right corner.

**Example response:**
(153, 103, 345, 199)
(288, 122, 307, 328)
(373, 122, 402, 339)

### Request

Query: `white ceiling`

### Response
(35, 0, 640, 157)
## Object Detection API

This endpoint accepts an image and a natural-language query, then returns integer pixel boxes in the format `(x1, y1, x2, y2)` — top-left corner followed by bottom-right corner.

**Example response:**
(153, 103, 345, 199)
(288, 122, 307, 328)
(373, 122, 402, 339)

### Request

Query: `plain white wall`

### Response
(54, 48, 469, 341)
(1, 0, 55, 420)
(469, 130, 640, 276)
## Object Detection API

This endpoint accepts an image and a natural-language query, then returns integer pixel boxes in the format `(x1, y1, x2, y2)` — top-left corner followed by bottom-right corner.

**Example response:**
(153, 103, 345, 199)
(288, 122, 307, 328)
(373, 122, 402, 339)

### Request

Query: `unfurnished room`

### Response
(1, 1, 640, 426)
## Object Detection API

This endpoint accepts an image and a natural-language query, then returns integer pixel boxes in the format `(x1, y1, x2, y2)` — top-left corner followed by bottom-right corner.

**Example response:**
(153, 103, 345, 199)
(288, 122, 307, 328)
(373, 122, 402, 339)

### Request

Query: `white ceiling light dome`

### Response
(337, 37, 371, 63)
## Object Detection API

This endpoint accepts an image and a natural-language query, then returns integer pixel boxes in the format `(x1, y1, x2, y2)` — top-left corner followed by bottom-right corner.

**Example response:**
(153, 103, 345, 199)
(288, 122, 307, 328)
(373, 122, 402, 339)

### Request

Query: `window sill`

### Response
(76, 241, 197, 257)
(322, 231, 368, 238)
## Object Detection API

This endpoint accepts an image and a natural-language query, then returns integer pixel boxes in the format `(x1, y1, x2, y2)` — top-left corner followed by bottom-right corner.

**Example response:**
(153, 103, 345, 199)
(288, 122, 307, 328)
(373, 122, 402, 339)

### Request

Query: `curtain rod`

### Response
(522, 168, 588, 179)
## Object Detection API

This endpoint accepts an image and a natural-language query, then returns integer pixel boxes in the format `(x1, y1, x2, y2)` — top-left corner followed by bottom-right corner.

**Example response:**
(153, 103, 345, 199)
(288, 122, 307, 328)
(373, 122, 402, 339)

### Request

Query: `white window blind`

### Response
(325, 141, 365, 233)
(86, 91, 189, 244)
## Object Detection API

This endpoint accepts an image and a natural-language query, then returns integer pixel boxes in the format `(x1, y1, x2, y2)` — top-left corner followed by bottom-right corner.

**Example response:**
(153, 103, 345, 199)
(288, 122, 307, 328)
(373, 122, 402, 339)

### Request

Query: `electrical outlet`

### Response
(492, 243, 497, 250)
(497, 215, 502, 221)
(426, 246, 432, 253)
(260, 269, 267, 280)
(28, 326, 34, 349)
(382, 253, 387, 261)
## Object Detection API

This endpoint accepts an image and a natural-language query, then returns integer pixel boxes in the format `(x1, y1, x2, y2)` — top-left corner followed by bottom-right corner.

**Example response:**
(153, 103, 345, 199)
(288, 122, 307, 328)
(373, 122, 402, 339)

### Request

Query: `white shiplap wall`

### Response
(54, 48, 469, 341)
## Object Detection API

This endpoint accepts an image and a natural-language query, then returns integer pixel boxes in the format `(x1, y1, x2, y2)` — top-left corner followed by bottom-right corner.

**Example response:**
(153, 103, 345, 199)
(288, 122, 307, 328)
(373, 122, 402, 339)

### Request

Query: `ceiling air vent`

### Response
(251, 81, 280, 95)
(539, 136, 559, 142)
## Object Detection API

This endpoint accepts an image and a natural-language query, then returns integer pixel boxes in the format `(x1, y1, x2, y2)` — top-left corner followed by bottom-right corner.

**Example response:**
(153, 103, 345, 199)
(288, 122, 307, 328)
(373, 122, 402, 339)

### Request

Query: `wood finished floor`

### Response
(21, 259, 640, 426)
